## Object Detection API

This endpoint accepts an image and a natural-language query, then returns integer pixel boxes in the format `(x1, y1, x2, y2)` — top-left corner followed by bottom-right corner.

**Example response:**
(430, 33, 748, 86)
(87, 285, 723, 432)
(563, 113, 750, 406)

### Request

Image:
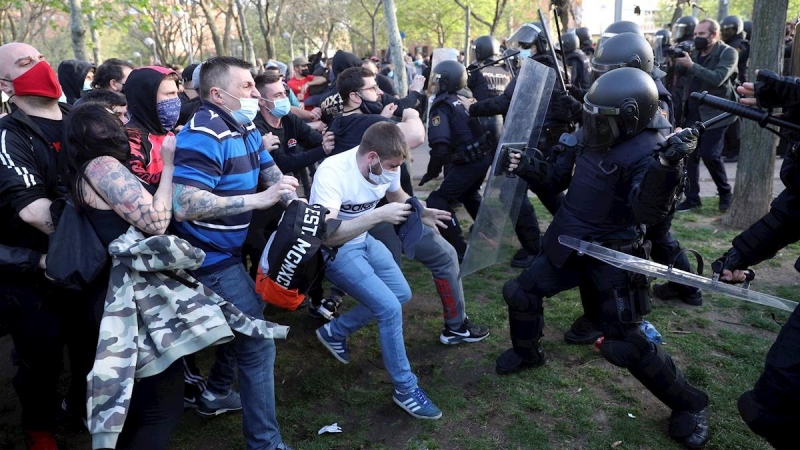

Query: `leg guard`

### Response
(515, 199, 542, 254)
(503, 279, 544, 359)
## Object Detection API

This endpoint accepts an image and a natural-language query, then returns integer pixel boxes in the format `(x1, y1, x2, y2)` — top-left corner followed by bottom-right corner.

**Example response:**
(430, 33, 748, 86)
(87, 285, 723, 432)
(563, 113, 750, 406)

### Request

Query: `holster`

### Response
(605, 239, 653, 322)
(451, 135, 491, 165)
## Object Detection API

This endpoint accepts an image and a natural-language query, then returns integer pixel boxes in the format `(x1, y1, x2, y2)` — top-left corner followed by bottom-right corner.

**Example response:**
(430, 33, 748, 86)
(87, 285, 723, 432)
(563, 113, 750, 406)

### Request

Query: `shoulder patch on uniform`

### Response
(431, 115, 441, 126)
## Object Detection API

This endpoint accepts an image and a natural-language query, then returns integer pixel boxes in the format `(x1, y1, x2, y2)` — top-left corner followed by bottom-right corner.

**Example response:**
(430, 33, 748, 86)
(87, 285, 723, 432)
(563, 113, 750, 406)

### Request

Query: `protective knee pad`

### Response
(503, 279, 542, 312)
(600, 328, 651, 368)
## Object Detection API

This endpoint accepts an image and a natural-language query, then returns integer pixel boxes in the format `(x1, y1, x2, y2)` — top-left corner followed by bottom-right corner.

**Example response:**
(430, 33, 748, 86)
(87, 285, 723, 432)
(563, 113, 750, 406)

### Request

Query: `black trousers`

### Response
(740, 303, 800, 449)
(645, 212, 700, 296)
(685, 125, 732, 204)
(115, 360, 184, 450)
(3, 279, 99, 431)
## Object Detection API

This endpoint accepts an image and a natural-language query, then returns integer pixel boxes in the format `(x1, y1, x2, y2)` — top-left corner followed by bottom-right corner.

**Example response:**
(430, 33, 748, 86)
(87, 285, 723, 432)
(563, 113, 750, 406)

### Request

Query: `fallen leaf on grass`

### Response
(612, 441, 623, 448)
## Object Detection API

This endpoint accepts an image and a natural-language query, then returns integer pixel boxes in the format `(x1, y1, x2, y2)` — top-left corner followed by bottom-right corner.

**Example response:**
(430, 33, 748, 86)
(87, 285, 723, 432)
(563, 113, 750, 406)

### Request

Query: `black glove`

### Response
(754, 70, 800, 109)
(713, 248, 748, 273)
(419, 154, 446, 186)
(656, 128, 699, 166)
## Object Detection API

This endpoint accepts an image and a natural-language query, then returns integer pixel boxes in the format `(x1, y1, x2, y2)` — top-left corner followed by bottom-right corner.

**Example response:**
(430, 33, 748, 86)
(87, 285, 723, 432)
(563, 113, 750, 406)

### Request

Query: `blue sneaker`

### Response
(392, 387, 442, 420)
(316, 322, 349, 364)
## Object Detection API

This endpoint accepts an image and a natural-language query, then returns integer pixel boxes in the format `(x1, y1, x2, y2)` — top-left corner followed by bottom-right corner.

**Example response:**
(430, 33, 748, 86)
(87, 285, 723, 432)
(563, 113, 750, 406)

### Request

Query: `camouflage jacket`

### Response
(88, 227, 289, 449)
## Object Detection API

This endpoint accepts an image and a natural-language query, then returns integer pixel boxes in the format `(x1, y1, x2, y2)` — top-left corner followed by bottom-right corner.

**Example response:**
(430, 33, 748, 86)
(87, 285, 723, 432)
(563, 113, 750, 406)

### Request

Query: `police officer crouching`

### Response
(495, 68, 710, 449)
(421, 60, 494, 261)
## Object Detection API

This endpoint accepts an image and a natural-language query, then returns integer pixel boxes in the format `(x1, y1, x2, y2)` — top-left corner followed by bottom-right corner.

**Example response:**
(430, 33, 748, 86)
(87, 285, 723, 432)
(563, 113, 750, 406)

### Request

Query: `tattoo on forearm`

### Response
(174, 184, 247, 220)
(86, 157, 171, 234)
(259, 165, 283, 189)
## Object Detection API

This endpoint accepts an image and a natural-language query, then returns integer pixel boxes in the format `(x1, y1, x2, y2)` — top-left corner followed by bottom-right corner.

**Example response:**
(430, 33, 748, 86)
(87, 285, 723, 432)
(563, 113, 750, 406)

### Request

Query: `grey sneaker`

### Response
(195, 390, 242, 417)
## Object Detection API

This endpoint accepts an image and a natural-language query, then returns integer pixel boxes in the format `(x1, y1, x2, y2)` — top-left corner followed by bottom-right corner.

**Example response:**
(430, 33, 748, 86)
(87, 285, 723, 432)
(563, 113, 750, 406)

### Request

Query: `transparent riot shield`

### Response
(558, 235, 798, 313)
(458, 58, 556, 278)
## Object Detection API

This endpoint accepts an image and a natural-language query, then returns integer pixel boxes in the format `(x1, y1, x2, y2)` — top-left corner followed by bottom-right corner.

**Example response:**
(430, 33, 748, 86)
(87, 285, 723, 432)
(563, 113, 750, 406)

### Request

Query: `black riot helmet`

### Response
(654, 29, 671, 47)
(598, 21, 643, 49)
(575, 27, 592, 44)
(582, 67, 659, 151)
(558, 33, 580, 54)
(720, 15, 744, 43)
(432, 60, 467, 95)
(472, 35, 501, 62)
(591, 33, 654, 80)
(743, 20, 753, 40)
(507, 23, 547, 57)
(672, 16, 698, 42)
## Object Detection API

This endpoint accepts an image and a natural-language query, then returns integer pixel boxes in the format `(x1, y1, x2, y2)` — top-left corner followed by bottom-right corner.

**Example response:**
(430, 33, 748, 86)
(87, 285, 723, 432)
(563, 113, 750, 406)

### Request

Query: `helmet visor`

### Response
(672, 24, 688, 42)
(582, 101, 622, 150)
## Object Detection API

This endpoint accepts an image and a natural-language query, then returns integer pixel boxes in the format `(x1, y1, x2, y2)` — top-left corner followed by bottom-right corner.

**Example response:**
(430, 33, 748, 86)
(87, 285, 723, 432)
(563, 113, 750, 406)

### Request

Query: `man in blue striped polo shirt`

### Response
(172, 56, 298, 450)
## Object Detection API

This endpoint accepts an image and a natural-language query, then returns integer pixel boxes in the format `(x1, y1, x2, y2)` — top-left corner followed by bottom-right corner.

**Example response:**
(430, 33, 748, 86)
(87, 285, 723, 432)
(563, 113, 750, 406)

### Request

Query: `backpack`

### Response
(255, 201, 340, 310)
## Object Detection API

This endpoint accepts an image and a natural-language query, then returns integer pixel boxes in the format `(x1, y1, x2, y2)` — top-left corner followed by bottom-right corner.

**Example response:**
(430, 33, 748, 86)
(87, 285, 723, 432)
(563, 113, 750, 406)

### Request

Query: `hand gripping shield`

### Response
(559, 235, 798, 313)
(458, 58, 555, 278)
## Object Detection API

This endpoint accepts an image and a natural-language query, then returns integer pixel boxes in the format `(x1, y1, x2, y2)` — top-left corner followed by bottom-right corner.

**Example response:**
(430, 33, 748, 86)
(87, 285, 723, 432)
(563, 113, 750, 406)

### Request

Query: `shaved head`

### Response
(0, 42, 45, 81)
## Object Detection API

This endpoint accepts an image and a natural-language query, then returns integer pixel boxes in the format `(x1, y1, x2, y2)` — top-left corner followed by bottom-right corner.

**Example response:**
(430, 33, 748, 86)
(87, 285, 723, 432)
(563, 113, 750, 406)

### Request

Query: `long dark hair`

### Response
(61, 103, 131, 210)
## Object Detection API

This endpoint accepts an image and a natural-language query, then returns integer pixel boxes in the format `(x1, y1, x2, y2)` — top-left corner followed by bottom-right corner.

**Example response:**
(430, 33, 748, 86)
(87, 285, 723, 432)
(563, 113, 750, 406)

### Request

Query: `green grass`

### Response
(173, 197, 785, 449)
(31, 195, 791, 449)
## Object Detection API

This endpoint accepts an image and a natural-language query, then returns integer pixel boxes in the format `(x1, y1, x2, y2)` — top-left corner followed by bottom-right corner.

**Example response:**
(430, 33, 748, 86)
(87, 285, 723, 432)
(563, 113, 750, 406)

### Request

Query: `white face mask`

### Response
(368, 155, 399, 185)
(221, 89, 259, 124)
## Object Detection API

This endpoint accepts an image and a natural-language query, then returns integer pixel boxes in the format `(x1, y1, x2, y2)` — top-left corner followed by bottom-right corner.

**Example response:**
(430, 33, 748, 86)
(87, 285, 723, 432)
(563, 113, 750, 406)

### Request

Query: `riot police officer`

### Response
(654, 28, 672, 69)
(420, 60, 495, 260)
(720, 15, 750, 162)
(468, 35, 512, 144)
(575, 26, 594, 57)
(495, 68, 710, 449)
(559, 32, 591, 91)
(597, 20, 643, 49)
(562, 32, 703, 346)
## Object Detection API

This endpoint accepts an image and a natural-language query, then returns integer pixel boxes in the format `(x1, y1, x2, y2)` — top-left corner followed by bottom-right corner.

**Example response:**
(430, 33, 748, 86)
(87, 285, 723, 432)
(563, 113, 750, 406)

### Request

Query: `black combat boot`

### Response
(669, 407, 710, 449)
(495, 343, 545, 375)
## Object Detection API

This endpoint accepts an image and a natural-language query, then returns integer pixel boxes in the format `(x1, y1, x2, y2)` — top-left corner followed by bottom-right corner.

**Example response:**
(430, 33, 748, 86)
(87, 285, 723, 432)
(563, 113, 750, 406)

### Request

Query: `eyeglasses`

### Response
(360, 85, 381, 94)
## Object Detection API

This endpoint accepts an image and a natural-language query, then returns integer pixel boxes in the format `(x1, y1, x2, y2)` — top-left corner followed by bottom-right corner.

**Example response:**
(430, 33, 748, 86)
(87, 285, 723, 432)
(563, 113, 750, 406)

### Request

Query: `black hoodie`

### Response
(57, 60, 94, 105)
(124, 66, 178, 186)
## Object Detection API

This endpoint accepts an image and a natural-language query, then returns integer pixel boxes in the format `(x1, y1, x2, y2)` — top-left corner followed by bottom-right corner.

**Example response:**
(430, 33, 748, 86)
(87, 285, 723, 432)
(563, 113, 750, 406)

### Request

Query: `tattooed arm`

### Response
(173, 175, 299, 222)
(259, 164, 299, 205)
(85, 156, 173, 235)
(19, 199, 55, 235)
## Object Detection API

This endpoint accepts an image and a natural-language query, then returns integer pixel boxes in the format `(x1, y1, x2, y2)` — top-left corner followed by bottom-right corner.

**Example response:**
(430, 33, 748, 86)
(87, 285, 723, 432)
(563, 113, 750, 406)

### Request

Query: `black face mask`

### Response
(359, 96, 385, 115)
(694, 37, 709, 51)
(300, 68, 310, 77)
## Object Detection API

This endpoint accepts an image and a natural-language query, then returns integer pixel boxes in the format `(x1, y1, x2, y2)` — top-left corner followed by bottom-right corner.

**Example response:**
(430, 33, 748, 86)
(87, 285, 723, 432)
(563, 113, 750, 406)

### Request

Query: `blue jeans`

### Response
(324, 235, 417, 392)
(197, 264, 282, 450)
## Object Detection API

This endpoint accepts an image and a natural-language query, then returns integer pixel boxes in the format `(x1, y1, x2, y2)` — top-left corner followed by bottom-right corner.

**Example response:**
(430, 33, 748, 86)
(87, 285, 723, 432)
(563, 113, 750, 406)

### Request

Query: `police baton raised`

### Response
(466, 50, 520, 73)
(537, 8, 567, 91)
(690, 91, 800, 133)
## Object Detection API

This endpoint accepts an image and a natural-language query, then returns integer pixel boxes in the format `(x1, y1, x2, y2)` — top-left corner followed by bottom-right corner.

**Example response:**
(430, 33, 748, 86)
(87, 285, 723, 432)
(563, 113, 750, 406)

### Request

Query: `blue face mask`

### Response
(268, 97, 292, 118)
(156, 97, 181, 131)
(518, 49, 532, 59)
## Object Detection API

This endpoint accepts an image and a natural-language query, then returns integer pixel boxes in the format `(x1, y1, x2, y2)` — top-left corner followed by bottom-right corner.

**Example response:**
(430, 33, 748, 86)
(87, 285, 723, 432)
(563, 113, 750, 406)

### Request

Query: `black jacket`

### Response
(253, 112, 326, 174)
(0, 104, 69, 274)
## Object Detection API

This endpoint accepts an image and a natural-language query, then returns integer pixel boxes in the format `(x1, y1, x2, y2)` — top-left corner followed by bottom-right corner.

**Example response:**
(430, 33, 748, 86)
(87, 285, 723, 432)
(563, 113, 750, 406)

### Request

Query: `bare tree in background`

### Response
(723, 0, 789, 228)
(69, 0, 88, 60)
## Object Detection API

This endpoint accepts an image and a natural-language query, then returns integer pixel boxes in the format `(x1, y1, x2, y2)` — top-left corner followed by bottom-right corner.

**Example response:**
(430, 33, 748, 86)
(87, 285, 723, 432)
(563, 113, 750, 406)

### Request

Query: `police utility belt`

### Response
(450, 134, 491, 165)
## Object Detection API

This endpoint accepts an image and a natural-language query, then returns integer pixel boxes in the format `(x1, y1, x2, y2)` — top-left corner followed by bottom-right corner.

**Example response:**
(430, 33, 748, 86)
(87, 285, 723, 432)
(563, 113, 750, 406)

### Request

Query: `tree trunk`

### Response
(223, 0, 234, 56)
(383, 0, 407, 97)
(670, 4, 683, 26)
(717, 0, 729, 21)
(235, 0, 256, 66)
(722, 0, 788, 228)
(87, 1, 101, 63)
(199, 0, 224, 57)
(68, 0, 88, 61)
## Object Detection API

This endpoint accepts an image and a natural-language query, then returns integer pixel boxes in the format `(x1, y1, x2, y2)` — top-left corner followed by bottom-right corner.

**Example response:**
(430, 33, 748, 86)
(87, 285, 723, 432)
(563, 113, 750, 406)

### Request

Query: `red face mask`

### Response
(8, 61, 63, 99)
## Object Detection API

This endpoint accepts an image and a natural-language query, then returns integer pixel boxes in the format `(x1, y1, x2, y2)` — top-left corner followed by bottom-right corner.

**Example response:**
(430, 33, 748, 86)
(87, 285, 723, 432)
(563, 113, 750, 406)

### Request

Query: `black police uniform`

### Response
(498, 125, 710, 442)
(719, 144, 800, 450)
(425, 92, 494, 259)
(564, 49, 591, 90)
(467, 57, 512, 144)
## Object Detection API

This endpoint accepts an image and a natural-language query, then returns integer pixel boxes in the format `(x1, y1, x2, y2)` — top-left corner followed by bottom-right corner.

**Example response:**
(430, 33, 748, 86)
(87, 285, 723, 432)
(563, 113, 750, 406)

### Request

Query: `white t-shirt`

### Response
(310, 146, 401, 244)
